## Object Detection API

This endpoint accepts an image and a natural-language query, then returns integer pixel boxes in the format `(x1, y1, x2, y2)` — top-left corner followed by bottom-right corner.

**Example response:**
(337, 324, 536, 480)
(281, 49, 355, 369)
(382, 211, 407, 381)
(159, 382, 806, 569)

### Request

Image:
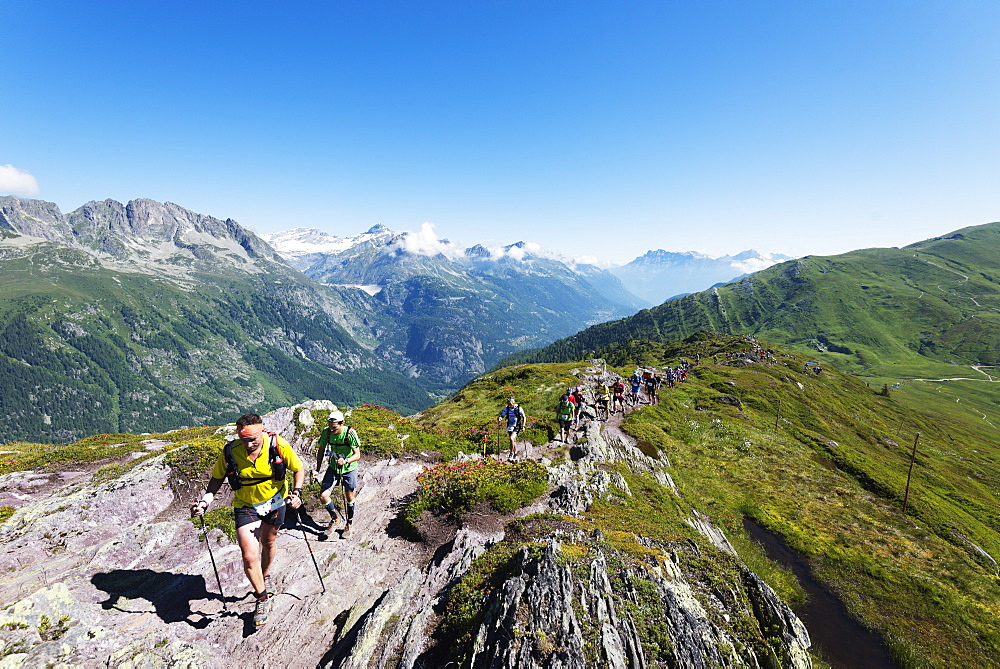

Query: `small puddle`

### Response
(743, 518, 896, 668)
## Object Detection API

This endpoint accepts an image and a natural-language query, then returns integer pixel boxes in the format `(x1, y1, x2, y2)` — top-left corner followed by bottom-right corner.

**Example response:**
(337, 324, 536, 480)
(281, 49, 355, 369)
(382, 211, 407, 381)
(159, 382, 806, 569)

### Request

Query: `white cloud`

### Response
(572, 254, 619, 269)
(391, 222, 466, 260)
(490, 241, 545, 262)
(0, 164, 40, 196)
(731, 257, 780, 274)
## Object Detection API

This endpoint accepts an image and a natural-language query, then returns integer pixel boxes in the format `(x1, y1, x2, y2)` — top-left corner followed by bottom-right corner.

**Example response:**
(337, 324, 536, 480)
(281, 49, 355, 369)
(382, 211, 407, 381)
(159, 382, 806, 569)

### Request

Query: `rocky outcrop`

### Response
(0, 396, 812, 668)
(319, 391, 812, 668)
(0, 196, 72, 240)
(0, 404, 433, 667)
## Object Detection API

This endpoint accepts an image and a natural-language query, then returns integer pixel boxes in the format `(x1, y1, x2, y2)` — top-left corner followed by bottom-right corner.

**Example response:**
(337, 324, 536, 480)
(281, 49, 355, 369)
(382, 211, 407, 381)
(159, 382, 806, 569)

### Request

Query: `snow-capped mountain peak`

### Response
(263, 225, 395, 263)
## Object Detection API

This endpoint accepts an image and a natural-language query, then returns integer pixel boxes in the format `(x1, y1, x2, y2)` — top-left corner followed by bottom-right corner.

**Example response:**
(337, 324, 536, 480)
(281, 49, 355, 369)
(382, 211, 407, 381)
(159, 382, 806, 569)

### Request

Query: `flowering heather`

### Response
(402, 459, 548, 529)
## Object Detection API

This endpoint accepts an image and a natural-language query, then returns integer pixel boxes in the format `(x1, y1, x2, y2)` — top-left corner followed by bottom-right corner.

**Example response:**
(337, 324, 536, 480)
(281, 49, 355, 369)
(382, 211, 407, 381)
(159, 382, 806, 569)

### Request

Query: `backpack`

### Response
(557, 398, 575, 421)
(224, 432, 287, 491)
(321, 425, 357, 461)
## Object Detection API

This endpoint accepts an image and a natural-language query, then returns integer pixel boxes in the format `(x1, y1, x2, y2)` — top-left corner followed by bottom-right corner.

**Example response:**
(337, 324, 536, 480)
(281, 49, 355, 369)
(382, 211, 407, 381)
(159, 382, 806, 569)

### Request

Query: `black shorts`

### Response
(234, 502, 286, 529)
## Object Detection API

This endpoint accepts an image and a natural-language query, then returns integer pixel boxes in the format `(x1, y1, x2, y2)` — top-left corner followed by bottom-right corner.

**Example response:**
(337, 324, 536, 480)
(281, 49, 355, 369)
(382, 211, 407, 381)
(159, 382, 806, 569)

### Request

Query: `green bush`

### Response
(401, 459, 548, 532)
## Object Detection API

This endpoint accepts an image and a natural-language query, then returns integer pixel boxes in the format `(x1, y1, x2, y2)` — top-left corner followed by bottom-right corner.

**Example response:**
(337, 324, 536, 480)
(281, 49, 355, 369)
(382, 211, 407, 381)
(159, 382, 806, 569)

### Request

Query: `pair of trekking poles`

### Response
(197, 473, 345, 607)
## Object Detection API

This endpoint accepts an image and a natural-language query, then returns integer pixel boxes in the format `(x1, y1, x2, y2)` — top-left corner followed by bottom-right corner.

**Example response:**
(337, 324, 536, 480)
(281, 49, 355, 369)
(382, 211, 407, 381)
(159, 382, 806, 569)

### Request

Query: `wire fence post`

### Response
(902, 432, 920, 515)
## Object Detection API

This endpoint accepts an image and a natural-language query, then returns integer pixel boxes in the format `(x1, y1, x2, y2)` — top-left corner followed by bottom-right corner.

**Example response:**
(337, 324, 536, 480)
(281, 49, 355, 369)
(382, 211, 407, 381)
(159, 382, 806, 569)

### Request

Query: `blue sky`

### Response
(3, 1, 999, 264)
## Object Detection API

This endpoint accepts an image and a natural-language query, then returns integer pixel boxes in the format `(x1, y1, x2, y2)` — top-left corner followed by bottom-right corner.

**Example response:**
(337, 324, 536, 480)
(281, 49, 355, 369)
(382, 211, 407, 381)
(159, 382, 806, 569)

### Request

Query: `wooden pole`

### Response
(774, 400, 781, 430)
(902, 432, 920, 515)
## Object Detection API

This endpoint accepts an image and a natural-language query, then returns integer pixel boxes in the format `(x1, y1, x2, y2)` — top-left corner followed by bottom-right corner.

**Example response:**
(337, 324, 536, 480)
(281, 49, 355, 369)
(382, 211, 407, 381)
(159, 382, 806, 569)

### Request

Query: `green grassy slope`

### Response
(501, 221, 1000, 374)
(0, 247, 430, 443)
(421, 334, 1000, 666)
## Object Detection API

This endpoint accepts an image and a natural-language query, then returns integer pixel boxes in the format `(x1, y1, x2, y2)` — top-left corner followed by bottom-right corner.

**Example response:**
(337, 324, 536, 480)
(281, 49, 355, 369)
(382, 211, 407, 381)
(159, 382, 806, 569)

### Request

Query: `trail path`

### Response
(0, 451, 446, 667)
(907, 365, 998, 383)
(1, 361, 678, 667)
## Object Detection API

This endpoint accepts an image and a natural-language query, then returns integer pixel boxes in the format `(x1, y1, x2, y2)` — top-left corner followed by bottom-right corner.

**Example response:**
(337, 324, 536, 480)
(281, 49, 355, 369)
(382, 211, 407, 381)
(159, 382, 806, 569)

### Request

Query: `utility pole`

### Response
(902, 432, 920, 515)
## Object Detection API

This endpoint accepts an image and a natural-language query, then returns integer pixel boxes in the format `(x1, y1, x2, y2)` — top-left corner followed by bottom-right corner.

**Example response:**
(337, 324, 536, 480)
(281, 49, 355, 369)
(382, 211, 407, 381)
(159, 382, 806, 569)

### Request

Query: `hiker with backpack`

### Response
(629, 371, 643, 406)
(595, 382, 611, 420)
(644, 372, 661, 405)
(498, 396, 526, 460)
(556, 392, 575, 443)
(571, 387, 586, 427)
(315, 410, 361, 539)
(610, 379, 626, 413)
(190, 413, 305, 627)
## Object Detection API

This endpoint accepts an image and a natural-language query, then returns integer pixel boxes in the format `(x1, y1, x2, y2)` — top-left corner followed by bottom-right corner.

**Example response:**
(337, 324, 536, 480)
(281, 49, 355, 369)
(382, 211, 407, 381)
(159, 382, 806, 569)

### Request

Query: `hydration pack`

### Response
(224, 432, 287, 491)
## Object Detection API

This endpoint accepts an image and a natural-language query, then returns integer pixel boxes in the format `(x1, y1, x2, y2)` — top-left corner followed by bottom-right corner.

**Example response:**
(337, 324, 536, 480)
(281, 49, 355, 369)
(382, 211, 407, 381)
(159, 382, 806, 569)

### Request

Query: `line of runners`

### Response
(501, 364, 696, 456)
(187, 364, 696, 626)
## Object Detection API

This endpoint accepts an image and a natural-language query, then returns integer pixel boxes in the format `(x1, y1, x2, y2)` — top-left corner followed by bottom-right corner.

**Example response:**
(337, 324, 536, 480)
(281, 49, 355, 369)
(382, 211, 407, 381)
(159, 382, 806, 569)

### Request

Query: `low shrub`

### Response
(401, 459, 548, 532)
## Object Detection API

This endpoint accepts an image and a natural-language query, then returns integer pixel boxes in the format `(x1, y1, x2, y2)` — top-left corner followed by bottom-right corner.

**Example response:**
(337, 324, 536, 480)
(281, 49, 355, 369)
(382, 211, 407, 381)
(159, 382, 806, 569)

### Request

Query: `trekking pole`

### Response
(297, 506, 326, 594)
(197, 514, 227, 611)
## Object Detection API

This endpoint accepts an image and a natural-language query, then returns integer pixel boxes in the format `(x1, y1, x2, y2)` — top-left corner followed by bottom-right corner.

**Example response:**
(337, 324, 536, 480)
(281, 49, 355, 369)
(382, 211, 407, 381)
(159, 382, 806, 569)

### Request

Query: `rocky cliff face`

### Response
(0, 196, 73, 241)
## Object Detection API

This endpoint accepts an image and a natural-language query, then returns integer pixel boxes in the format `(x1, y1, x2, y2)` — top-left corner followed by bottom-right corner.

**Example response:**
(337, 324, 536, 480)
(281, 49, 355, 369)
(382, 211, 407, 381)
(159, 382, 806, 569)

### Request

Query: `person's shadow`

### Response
(91, 569, 238, 628)
(289, 504, 329, 537)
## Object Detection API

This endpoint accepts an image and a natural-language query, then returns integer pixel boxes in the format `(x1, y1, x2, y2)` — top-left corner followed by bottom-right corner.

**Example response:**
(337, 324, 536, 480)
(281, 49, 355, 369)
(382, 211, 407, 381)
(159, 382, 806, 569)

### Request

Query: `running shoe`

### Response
(254, 593, 271, 627)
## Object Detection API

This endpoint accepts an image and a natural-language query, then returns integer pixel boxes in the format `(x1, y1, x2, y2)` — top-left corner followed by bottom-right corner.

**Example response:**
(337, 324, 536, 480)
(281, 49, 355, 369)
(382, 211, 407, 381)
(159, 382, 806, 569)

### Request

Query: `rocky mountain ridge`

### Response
(0, 388, 812, 668)
(262, 223, 650, 389)
(0, 196, 650, 442)
(0, 196, 437, 441)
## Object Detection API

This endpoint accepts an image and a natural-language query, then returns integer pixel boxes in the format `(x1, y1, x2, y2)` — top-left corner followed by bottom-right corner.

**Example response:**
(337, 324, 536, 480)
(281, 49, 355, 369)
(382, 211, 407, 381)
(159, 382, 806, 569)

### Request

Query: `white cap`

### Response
(328, 410, 345, 423)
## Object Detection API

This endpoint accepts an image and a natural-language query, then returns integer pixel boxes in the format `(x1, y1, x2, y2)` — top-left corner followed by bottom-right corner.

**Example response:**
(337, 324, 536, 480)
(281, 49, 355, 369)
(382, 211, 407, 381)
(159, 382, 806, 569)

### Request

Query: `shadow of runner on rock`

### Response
(92, 569, 239, 628)
(288, 504, 326, 537)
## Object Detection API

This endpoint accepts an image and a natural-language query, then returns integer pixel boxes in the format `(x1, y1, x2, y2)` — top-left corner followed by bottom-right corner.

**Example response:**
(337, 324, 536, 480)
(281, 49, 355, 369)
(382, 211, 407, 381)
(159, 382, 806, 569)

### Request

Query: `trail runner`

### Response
(315, 410, 361, 539)
(190, 413, 305, 627)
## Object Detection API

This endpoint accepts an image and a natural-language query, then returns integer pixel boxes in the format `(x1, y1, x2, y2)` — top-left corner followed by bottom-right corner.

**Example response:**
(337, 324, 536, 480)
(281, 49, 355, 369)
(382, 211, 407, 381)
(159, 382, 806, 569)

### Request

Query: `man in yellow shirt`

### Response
(191, 413, 305, 626)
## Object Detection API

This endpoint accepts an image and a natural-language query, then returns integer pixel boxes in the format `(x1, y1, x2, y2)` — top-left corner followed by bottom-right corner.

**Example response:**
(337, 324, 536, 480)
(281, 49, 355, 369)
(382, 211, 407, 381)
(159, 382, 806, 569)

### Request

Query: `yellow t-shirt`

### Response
(211, 433, 303, 508)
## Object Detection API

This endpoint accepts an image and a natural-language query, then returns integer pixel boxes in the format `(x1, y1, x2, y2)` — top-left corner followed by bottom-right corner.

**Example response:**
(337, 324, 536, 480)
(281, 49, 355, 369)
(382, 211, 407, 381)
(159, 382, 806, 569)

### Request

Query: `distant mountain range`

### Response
(263, 225, 649, 389)
(0, 198, 644, 442)
(501, 221, 1000, 374)
(609, 248, 792, 305)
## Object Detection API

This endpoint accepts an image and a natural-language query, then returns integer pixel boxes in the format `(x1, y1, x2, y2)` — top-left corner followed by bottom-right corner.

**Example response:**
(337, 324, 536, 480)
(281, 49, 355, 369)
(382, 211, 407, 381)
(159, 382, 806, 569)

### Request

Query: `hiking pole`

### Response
(297, 506, 326, 594)
(197, 514, 227, 611)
